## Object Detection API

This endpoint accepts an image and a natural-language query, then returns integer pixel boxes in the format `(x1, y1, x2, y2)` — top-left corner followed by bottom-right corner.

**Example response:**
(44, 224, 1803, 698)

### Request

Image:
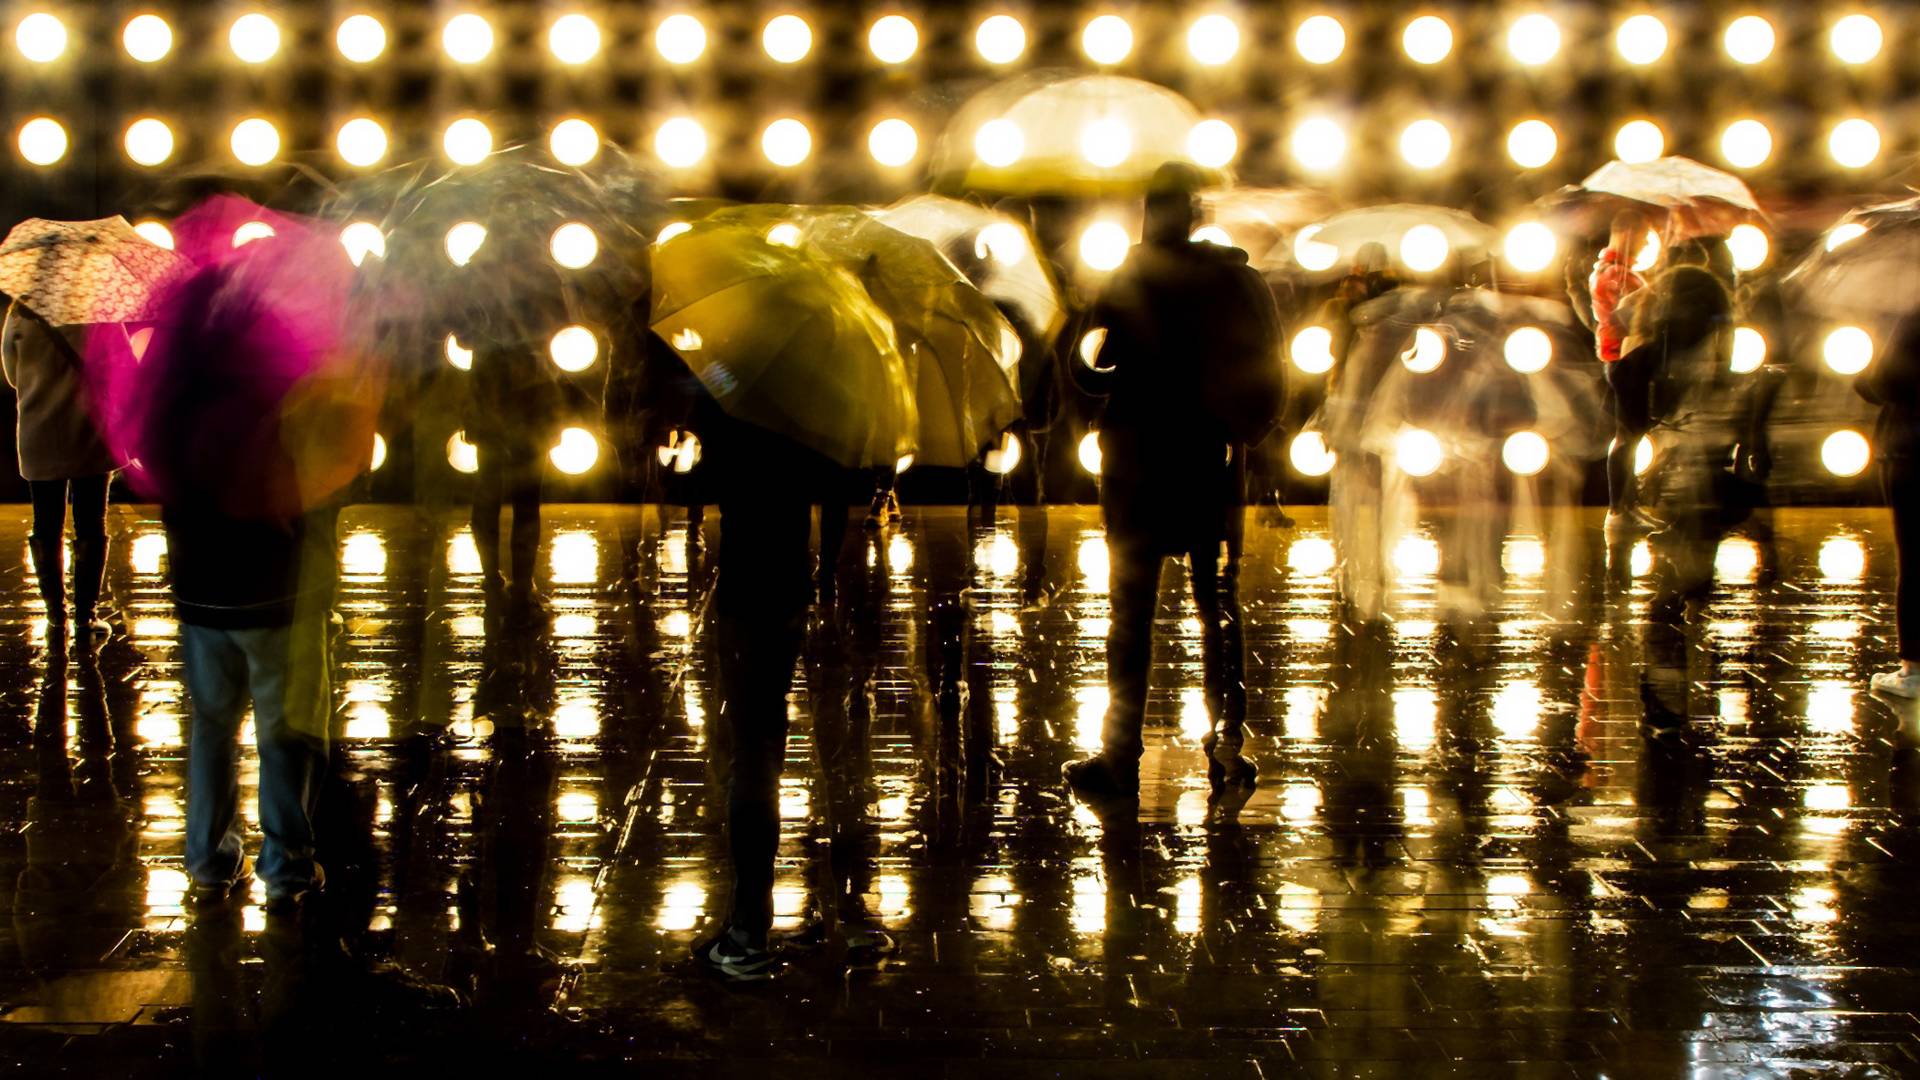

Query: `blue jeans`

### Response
(182, 620, 328, 897)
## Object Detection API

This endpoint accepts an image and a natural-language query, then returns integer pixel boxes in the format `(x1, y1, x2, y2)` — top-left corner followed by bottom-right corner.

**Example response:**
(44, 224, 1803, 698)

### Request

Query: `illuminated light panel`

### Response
(655, 117, 708, 168)
(1403, 16, 1452, 64)
(1507, 13, 1561, 66)
(1079, 117, 1132, 167)
(868, 118, 919, 166)
(1823, 325, 1873, 375)
(443, 13, 494, 64)
(762, 118, 812, 166)
(336, 14, 385, 62)
(1291, 326, 1335, 373)
(339, 222, 386, 266)
(1503, 326, 1552, 373)
(1731, 326, 1767, 373)
(124, 118, 175, 167)
(1395, 428, 1443, 477)
(1291, 116, 1347, 174)
(550, 427, 599, 474)
(1832, 14, 1883, 64)
(1822, 429, 1871, 477)
(869, 15, 918, 64)
(1503, 221, 1557, 272)
(1078, 221, 1131, 271)
(1727, 224, 1769, 271)
(549, 118, 599, 166)
(336, 117, 388, 168)
(656, 13, 706, 64)
(1614, 120, 1665, 164)
(550, 222, 598, 268)
(550, 14, 601, 64)
(1399, 224, 1450, 272)
(549, 325, 599, 372)
(1401, 326, 1446, 373)
(1720, 118, 1773, 169)
(444, 221, 487, 266)
(1295, 15, 1345, 63)
(1187, 119, 1237, 168)
(1290, 431, 1336, 476)
(1502, 431, 1550, 476)
(1507, 119, 1557, 169)
(1724, 15, 1775, 64)
(229, 12, 280, 63)
(229, 117, 279, 166)
(1400, 118, 1452, 170)
(1188, 13, 1240, 65)
(1829, 118, 1881, 168)
(443, 117, 493, 165)
(18, 117, 66, 166)
(1616, 14, 1668, 64)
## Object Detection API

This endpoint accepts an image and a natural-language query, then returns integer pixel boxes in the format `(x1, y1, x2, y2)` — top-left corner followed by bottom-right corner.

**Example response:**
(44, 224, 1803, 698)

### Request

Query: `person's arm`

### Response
(1, 301, 25, 390)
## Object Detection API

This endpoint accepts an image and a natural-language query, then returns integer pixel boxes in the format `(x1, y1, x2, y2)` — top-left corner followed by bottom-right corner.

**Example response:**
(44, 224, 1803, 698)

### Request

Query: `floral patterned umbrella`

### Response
(0, 216, 189, 326)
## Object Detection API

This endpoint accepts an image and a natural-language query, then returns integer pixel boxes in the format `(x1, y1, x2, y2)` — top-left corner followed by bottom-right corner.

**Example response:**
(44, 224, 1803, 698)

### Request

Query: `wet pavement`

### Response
(1, 503, 1918, 1077)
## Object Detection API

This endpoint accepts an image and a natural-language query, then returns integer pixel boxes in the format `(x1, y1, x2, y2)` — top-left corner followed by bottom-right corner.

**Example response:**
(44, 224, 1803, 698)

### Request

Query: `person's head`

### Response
(1143, 162, 1205, 244)
(1609, 210, 1650, 259)
(1665, 237, 1711, 269)
(1352, 241, 1390, 277)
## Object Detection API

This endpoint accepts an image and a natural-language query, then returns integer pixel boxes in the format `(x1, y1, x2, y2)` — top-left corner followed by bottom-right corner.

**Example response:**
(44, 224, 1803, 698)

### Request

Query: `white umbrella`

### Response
(1784, 196, 1920, 320)
(870, 195, 1063, 342)
(1543, 156, 1764, 237)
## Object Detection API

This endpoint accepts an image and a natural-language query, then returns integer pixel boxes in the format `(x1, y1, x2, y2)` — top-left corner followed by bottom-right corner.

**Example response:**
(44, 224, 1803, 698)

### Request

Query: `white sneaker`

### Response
(1870, 669, 1920, 698)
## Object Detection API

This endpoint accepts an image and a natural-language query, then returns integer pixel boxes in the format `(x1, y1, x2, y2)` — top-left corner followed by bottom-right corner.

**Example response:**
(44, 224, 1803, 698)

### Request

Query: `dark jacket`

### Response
(1619, 264, 1734, 424)
(164, 503, 338, 629)
(1081, 239, 1283, 551)
(1858, 319, 1920, 461)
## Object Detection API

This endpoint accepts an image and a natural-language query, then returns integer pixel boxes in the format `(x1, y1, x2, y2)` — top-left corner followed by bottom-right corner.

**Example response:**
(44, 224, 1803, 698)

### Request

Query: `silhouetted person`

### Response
(2, 301, 118, 645)
(467, 341, 557, 625)
(1063, 163, 1283, 803)
(1587, 211, 1653, 532)
(1862, 317, 1920, 697)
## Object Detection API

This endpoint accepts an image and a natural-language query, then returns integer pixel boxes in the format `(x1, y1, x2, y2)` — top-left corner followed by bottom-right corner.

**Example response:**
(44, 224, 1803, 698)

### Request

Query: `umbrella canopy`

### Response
(0, 216, 190, 326)
(1305, 204, 1497, 277)
(1541, 156, 1765, 238)
(92, 200, 382, 519)
(649, 210, 916, 470)
(1199, 187, 1339, 271)
(871, 194, 1063, 343)
(1783, 196, 1920, 321)
(934, 72, 1227, 197)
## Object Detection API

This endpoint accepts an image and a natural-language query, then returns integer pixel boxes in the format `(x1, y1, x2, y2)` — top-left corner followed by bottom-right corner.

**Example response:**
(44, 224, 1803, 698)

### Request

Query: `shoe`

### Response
(691, 926, 782, 983)
(1871, 668, 1920, 699)
(1605, 508, 1662, 535)
(843, 927, 896, 968)
(264, 863, 325, 917)
(189, 858, 253, 908)
(1062, 754, 1139, 801)
(1202, 731, 1259, 794)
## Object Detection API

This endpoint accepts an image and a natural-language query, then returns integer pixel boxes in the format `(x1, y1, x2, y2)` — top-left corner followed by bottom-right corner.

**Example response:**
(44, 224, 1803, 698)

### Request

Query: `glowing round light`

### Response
(445, 334, 473, 371)
(443, 118, 492, 165)
(229, 118, 279, 166)
(1290, 432, 1337, 476)
(549, 326, 599, 372)
(124, 118, 174, 167)
(1822, 429, 1871, 477)
(1403, 15, 1453, 64)
(549, 118, 599, 166)
(1503, 221, 1557, 273)
(1616, 14, 1668, 64)
(1291, 116, 1347, 174)
(1188, 14, 1241, 65)
(1731, 326, 1767, 373)
(975, 222, 1028, 265)
(762, 118, 812, 167)
(868, 118, 918, 166)
(132, 220, 174, 250)
(123, 14, 173, 62)
(336, 117, 388, 167)
(1399, 224, 1450, 272)
(975, 119, 1025, 167)
(550, 222, 598, 269)
(1187, 119, 1237, 168)
(339, 222, 386, 267)
(370, 433, 388, 472)
(1829, 118, 1881, 168)
(231, 221, 275, 248)
(1191, 226, 1234, 247)
(1508, 13, 1561, 66)
(1395, 428, 1444, 477)
(1401, 326, 1446, 373)
(443, 13, 493, 63)
(655, 117, 708, 168)
(550, 13, 601, 64)
(1725, 15, 1775, 64)
(229, 12, 280, 63)
(1079, 221, 1132, 272)
(1614, 119, 1665, 163)
(1502, 431, 1550, 476)
(1293, 224, 1338, 271)
(1632, 229, 1661, 273)
(869, 15, 918, 64)
(655, 13, 706, 64)
(1295, 15, 1345, 64)
(1823, 326, 1873, 375)
(1832, 14, 1883, 64)
(444, 221, 487, 266)
(1291, 326, 1335, 374)
(336, 14, 385, 62)
(1507, 119, 1557, 169)
(1077, 432, 1104, 475)
(1727, 224, 1769, 271)
(1082, 14, 1133, 64)
(656, 222, 692, 246)
(974, 14, 1025, 64)
(17, 117, 67, 166)
(1720, 119, 1773, 169)
(1079, 328, 1108, 366)
(765, 222, 802, 248)
(1827, 222, 1868, 251)
(1400, 119, 1452, 170)
(1080, 117, 1132, 167)
(1633, 435, 1655, 476)
(448, 432, 479, 474)
(984, 431, 1023, 475)
(15, 11, 65, 62)
(764, 14, 811, 63)
(1503, 326, 1552, 373)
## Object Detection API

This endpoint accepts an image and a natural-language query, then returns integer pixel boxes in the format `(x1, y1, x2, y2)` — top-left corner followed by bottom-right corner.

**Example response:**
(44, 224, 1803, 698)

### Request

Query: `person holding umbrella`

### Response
(1064, 162, 1284, 805)
(1860, 318, 1920, 698)
(1589, 210, 1655, 533)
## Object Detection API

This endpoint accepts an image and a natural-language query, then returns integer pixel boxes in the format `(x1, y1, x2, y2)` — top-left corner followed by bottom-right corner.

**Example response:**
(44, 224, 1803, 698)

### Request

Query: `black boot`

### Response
(69, 536, 109, 642)
(28, 537, 66, 641)
(1062, 753, 1139, 802)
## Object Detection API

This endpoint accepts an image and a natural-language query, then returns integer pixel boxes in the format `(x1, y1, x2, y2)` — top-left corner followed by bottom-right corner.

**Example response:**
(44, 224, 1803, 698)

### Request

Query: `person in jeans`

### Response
(1, 301, 119, 645)
(1861, 318, 1920, 697)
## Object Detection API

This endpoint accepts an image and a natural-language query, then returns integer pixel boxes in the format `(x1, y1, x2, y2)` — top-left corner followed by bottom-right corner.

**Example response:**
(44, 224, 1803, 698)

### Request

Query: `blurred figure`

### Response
(1, 301, 118, 645)
(467, 341, 556, 625)
(1860, 317, 1920, 697)
(1063, 163, 1283, 803)
(1588, 212, 1653, 532)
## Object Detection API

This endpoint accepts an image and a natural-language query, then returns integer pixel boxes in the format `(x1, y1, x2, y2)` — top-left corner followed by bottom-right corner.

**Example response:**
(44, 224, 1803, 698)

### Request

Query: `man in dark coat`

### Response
(1860, 318, 1920, 698)
(1064, 163, 1284, 803)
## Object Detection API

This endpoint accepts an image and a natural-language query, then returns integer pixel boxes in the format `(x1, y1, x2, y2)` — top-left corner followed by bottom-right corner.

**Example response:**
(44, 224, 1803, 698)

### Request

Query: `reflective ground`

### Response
(1, 504, 1917, 1077)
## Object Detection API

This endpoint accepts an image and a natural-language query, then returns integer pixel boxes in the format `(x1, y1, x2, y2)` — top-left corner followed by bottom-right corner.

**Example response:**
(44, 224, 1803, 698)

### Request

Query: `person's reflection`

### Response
(804, 596, 895, 966)
(1320, 621, 1401, 866)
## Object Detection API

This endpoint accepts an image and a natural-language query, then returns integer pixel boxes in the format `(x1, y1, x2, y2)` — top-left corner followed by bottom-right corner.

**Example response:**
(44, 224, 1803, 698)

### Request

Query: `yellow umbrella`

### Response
(650, 211, 916, 470)
(0, 216, 189, 325)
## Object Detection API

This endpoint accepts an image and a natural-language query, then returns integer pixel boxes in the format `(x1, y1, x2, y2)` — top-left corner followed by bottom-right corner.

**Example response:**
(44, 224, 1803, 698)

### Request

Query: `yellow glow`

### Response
(1502, 431, 1550, 476)
(550, 428, 600, 475)
(445, 333, 473, 370)
(550, 13, 601, 64)
(1727, 224, 1769, 271)
(1614, 119, 1665, 164)
(1078, 221, 1131, 271)
(336, 14, 385, 62)
(336, 117, 388, 167)
(1829, 118, 1881, 168)
(341, 533, 387, 577)
(1288, 536, 1337, 576)
(1393, 534, 1440, 578)
(1824, 326, 1873, 374)
(1394, 688, 1437, 750)
(1081, 14, 1133, 64)
(763, 15, 812, 63)
(124, 118, 174, 167)
(1395, 428, 1444, 477)
(1293, 223, 1339, 270)
(370, 433, 388, 471)
(550, 531, 599, 583)
(1633, 435, 1654, 476)
(1731, 326, 1767, 373)
(442, 13, 494, 64)
(1291, 116, 1347, 174)
(550, 222, 598, 268)
(1720, 118, 1773, 169)
(1822, 429, 1871, 477)
(447, 431, 479, 474)
(656, 13, 706, 63)
(123, 14, 172, 62)
(1077, 431, 1103, 475)
(1078, 328, 1108, 367)
(133, 220, 174, 250)
(868, 14, 918, 64)
(657, 221, 691, 246)
(443, 117, 493, 165)
(1827, 222, 1869, 251)
(983, 431, 1023, 475)
(1187, 118, 1238, 168)
(655, 117, 708, 168)
(444, 221, 487, 266)
(1507, 13, 1561, 65)
(1402, 326, 1446, 373)
(1507, 119, 1558, 169)
(762, 118, 812, 166)
(1503, 221, 1557, 273)
(1399, 223, 1450, 272)
(229, 12, 280, 63)
(1503, 537, 1546, 576)
(1295, 15, 1345, 64)
(1191, 225, 1233, 247)
(229, 118, 279, 166)
(232, 221, 276, 248)
(975, 222, 1028, 265)
(1188, 13, 1240, 65)
(1832, 14, 1883, 64)
(1616, 14, 1668, 64)
(339, 222, 386, 266)
(1821, 536, 1866, 581)
(1715, 537, 1761, 583)
(1504, 326, 1552, 373)
(1493, 681, 1542, 740)
(1079, 117, 1132, 167)
(549, 118, 599, 166)
(1291, 326, 1335, 374)
(975, 14, 1025, 63)
(1724, 15, 1775, 64)
(1400, 119, 1452, 170)
(549, 325, 599, 372)
(868, 118, 919, 166)
(1289, 432, 1336, 476)
(765, 222, 802, 248)
(1403, 15, 1452, 64)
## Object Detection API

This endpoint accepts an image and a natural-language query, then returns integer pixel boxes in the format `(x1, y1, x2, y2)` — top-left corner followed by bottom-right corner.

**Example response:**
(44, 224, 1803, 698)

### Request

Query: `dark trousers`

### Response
(1605, 352, 1655, 513)
(1886, 456, 1920, 662)
(1102, 529, 1247, 762)
(29, 475, 108, 543)
(471, 440, 541, 590)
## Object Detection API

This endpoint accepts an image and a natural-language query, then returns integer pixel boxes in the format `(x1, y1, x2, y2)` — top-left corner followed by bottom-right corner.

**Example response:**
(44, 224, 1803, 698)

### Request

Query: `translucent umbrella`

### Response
(1540, 156, 1765, 238)
(933, 72, 1227, 197)
(0, 216, 189, 326)
(1198, 187, 1338, 271)
(1784, 196, 1920, 321)
(870, 194, 1063, 343)
(1304, 204, 1496, 278)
